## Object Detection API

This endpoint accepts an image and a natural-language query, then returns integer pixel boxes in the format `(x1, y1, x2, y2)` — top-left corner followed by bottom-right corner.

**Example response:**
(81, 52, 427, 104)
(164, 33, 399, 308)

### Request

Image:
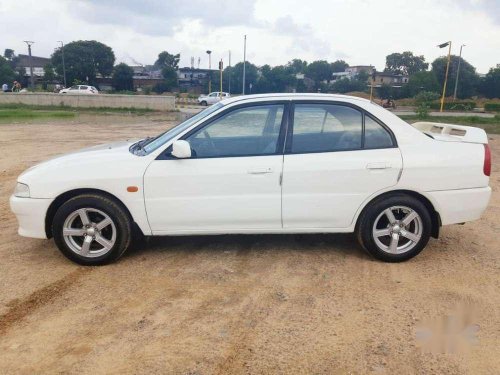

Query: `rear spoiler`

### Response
(412, 122, 488, 144)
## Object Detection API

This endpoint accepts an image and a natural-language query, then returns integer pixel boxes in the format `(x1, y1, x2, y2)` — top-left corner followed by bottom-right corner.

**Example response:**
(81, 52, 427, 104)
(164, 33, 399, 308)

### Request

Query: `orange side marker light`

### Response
(127, 186, 139, 192)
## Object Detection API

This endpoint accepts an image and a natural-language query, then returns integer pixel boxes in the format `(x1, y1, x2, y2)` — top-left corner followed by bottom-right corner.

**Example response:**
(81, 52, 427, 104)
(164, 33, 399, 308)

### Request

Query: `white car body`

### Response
(10, 94, 491, 262)
(198, 91, 230, 106)
(59, 85, 98, 95)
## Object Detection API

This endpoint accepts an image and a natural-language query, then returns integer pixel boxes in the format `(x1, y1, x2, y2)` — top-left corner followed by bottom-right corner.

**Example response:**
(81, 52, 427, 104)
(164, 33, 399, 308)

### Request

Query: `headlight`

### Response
(14, 182, 30, 198)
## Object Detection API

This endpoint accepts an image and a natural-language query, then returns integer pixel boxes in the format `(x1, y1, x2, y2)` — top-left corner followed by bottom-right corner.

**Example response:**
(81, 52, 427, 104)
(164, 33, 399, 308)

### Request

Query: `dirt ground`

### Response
(0, 113, 499, 374)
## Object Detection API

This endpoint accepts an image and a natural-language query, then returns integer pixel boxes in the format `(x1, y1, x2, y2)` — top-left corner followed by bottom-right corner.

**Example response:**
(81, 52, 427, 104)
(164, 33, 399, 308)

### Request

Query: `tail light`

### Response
(484, 144, 491, 176)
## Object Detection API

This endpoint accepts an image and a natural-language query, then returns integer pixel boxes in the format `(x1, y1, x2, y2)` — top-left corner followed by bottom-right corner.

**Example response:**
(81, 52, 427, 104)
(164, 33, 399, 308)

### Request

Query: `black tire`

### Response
(52, 194, 132, 265)
(357, 194, 431, 262)
(201, 101, 207, 106)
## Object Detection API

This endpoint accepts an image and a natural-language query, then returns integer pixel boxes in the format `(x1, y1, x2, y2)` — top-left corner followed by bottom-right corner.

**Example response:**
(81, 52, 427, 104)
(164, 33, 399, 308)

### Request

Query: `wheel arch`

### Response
(355, 189, 441, 238)
(45, 188, 142, 239)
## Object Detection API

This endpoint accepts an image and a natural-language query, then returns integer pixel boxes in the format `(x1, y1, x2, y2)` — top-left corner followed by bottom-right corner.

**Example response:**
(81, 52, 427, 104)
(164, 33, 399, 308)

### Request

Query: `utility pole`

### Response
(206, 50, 212, 93)
(219, 59, 223, 95)
(24, 41, 35, 90)
(228, 50, 231, 95)
(437, 41, 452, 112)
(453, 44, 465, 101)
(57, 41, 67, 87)
(242, 35, 247, 95)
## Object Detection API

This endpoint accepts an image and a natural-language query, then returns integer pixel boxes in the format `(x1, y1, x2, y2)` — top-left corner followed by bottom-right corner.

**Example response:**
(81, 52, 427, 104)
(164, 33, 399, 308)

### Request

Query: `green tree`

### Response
(161, 66, 178, 91)
(0, 56, 16, 85)
(385, 51, 428, 75)
(222, 61, 258, 94)
(51, 40, 115, 85)
(431, 56, 479, 98)
(306, 60, 333, 86)
(402, 71, 440, 97)
(331, 60, 349, 73)
(154, 51, 180, 70)
(286, 59, 308, 74)
(112, 63, 134, 91)
(43, 63, 56, 82)
(254, 64, 296, 93)
(330, 71, 368, 94)
(478, 66, 500, 99)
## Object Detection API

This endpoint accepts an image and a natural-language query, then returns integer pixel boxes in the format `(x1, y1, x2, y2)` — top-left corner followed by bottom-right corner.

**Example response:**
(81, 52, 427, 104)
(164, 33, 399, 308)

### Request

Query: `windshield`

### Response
(140, 102, 224, 154)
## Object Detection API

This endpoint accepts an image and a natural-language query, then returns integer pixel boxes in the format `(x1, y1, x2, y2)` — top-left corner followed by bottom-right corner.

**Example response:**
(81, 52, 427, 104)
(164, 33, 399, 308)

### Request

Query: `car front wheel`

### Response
(357, 194, 432, 262)
(52, 194, 132, 265)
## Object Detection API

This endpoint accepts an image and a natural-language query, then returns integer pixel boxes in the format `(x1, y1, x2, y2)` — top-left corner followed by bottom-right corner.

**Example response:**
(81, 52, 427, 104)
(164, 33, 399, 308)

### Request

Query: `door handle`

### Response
(366, 162, 391, 170)
(248, 167, 273, 174)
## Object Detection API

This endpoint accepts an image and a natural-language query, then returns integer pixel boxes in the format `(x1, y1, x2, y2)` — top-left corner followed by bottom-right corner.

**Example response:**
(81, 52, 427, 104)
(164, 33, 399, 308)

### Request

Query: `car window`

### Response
(70, 86, 79, 90)
(364, 115, 394, 149)
(80, 85, 88, 90)
(186, 104, 284, 158)
(291, 104, 362, 153)
(209, 93, 217, 97)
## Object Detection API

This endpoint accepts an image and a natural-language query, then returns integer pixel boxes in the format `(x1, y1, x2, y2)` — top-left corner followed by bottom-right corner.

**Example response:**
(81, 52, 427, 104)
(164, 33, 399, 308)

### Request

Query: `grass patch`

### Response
(0, 103, 159, 115)
(0, 109, 75, 121)
(399, 114, 500, 134)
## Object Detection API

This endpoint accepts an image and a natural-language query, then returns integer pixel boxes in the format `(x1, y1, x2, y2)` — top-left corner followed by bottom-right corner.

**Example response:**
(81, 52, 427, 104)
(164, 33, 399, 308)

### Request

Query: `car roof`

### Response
(220, 93, 372, 106)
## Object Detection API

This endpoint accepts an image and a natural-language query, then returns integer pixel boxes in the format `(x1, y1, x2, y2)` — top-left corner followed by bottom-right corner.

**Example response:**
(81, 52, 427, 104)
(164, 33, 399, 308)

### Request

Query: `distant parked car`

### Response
(198, 91, 230, 106)
(59, 85, 98, 95)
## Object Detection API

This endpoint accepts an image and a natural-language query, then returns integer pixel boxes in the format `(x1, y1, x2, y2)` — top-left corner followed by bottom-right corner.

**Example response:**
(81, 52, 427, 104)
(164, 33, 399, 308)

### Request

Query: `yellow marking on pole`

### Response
(440, 41, 452, 112)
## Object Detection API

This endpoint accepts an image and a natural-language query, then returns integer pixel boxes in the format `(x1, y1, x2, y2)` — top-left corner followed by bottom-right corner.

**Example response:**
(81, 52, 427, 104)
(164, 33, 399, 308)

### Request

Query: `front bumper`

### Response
(427, 186, 492, 225)
(9, 195, 53, 239)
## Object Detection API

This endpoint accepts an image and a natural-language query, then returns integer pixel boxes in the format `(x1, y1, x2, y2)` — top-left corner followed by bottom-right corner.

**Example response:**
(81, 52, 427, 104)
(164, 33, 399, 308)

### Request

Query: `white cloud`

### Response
(0, 0, 498, 73)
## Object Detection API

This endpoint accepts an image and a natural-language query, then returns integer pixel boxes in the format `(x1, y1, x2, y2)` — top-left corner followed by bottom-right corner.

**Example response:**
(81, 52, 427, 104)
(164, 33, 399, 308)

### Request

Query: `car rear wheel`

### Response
(52, 194, 132, 265)
(357, 194, 431, 262)
(201, 101, 208, 106)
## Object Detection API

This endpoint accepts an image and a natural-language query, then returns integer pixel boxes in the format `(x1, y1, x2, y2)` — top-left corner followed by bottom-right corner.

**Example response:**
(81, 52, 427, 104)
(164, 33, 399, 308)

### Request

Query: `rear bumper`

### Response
(427, 187, 491, 225)
(9, 195, 53, 239)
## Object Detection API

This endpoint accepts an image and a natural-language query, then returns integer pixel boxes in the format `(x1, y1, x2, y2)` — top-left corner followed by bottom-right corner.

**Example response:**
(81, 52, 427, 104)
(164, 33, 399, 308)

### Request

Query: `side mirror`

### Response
(171, 140, 192, 159)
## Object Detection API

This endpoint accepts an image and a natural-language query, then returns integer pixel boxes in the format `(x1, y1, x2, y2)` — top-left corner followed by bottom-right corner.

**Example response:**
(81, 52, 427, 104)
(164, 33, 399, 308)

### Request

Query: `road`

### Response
(0, 113, 499, 374)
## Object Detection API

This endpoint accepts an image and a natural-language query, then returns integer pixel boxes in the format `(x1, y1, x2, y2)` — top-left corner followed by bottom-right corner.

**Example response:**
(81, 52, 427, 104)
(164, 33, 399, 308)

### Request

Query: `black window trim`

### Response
(156, 100, 291, 160)
(285, 100, 397, 155)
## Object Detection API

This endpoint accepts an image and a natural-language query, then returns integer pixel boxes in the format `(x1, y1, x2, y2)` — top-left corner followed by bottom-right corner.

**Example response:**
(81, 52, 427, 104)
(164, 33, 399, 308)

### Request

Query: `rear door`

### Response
(282, 102, 403, 229)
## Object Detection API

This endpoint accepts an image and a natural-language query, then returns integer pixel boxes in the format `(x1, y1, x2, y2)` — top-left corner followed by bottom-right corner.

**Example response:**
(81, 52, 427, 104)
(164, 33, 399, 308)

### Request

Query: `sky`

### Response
(0, 0, 499, 73)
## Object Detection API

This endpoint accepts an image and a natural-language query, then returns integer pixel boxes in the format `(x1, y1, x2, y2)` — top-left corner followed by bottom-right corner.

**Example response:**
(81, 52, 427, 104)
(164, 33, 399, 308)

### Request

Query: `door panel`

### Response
(282, 148, 402, 228)
(144, 103, 286, 234)
(144, 156, 283, 233)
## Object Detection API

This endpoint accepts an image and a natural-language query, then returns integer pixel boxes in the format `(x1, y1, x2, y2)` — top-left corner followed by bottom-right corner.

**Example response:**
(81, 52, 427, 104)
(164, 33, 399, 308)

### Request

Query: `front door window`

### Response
(185, 104, 284, 158)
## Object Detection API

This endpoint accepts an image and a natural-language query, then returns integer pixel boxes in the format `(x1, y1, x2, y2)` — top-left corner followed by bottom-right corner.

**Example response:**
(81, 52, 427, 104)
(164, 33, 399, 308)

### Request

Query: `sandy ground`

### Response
(0, 113, 499, 374)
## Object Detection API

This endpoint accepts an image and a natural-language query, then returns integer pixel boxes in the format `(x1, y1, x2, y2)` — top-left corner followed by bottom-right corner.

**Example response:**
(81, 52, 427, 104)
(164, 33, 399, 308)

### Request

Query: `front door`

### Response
(144, 103, 286, 234)
(282, 102, 403, 229)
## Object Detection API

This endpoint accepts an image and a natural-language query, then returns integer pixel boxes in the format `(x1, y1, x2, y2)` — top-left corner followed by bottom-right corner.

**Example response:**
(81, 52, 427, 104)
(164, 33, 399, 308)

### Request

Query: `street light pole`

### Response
(206, 50, 212, 93)
(58, 41, 67, 87)
(242, 35, 247, 95)
(453, 44, 465, 101)
(228, 50, 231, 95)
(437, 41, 452, 112)
(23, 41, 35, 90)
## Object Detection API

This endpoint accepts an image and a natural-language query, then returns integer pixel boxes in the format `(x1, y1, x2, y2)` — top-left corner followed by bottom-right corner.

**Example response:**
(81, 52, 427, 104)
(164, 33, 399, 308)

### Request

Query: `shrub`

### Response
(428, 101, 476, 111)
(484, 103, 500, 112)
(414, 91, 439, 119)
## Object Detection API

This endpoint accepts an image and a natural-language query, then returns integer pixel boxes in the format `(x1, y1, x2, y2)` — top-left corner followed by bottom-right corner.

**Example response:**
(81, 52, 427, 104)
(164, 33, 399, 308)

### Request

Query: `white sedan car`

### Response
(198, 91, 230, 106)
(10, 94, 491, 265)
(59, 85, 98, 94)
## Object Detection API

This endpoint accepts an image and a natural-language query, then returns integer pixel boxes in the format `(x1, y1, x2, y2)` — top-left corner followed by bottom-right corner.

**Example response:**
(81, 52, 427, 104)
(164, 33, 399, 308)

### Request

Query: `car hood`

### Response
(19, 140, 139, 182)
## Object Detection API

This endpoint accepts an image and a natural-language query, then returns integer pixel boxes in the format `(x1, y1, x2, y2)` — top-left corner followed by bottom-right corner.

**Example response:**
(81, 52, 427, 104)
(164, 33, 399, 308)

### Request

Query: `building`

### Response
(331, 65, 375, 81)
(177, 67, 219, 93)
(17, 54, 51, 77)
(369, 72, 409, 87)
